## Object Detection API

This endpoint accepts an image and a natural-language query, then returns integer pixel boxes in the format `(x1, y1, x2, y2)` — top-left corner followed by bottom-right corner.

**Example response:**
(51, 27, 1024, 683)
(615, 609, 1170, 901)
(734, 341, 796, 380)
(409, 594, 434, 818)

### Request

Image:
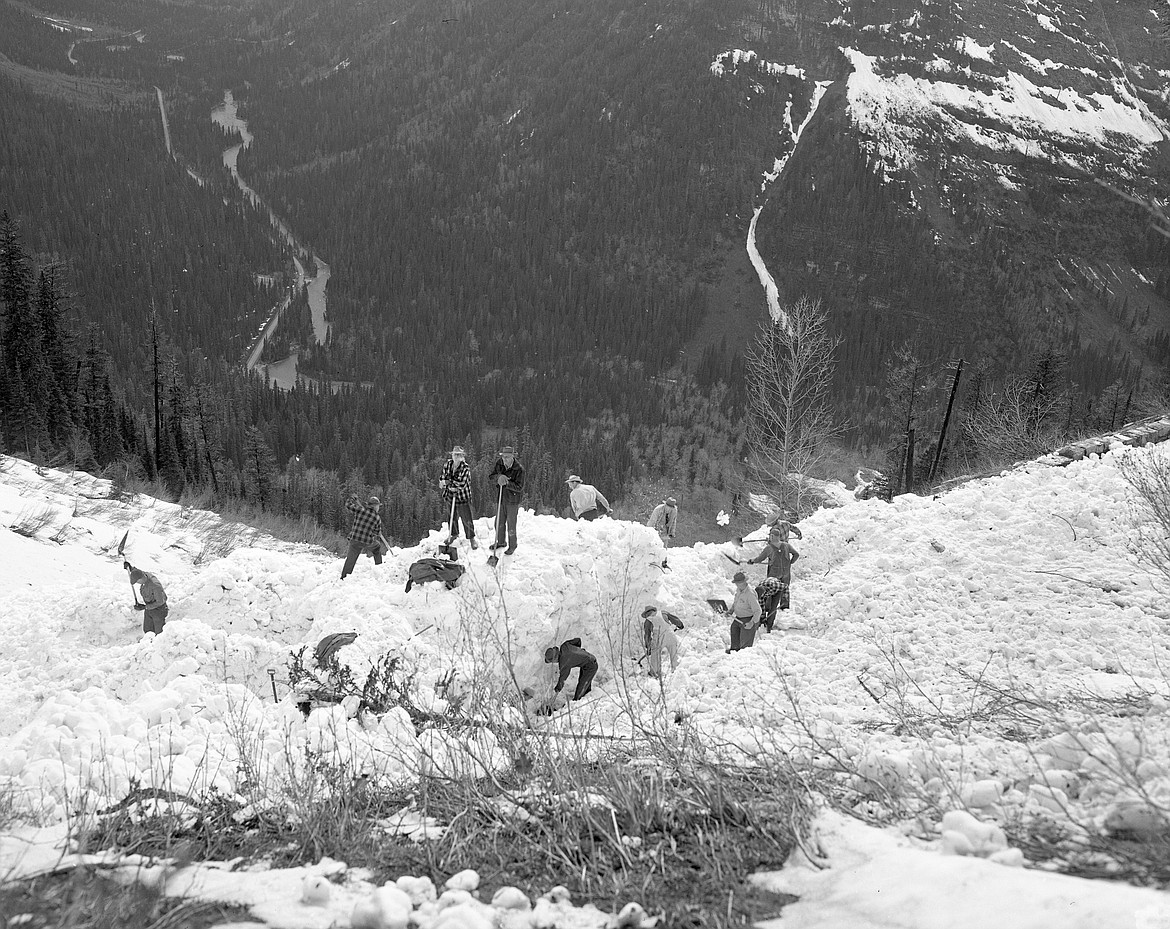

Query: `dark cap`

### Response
(641, 606, 658, 618)
(543, 646, 559, 662)
(732, 571, 747, 583)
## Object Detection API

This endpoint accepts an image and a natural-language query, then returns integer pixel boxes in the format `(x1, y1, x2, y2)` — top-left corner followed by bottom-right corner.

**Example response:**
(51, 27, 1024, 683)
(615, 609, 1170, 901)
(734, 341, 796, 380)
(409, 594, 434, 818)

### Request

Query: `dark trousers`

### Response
(143, 605, 168, 635)
(759, 594, 778, 632)
(495, 502, 520, 548)
(341, 540, 381, 578)
(758, 587, 782, 632)
(577, 508, 599, 521)
(447, 501, 475, 539)
(730, 620, 757, 651)
(572, 661, 598, 700)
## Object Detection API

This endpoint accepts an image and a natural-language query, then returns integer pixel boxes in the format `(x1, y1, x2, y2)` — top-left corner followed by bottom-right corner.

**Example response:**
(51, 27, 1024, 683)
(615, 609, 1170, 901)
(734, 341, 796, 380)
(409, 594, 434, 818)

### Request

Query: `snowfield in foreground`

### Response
(1, 442, 1169, 927)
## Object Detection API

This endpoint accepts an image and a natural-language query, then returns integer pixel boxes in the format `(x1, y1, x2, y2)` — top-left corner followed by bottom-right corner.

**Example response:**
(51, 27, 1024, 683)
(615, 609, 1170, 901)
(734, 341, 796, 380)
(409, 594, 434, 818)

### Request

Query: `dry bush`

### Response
(772, 640, 1170, 885)
(178, 488, 340, 555)
(0, 867, 250, 929)
(10, 504, 56, 538)
(960, 377, 1080, 470)
(1120, 446, 1170, 591)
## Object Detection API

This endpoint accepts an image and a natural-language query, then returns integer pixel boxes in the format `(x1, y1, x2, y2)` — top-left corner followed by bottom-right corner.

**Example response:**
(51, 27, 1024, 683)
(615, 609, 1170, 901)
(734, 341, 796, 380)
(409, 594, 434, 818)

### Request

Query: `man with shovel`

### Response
(488, 446, 524, 556)
(440, 445, 477, 549)
(125, 563, 169, 635)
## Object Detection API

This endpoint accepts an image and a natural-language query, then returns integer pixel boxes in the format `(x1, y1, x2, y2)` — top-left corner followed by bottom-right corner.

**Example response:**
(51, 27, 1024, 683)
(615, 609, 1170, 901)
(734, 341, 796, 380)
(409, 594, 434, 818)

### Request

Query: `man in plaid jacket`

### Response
(341, 493, 386, 579)
(440, 446, 477, 549)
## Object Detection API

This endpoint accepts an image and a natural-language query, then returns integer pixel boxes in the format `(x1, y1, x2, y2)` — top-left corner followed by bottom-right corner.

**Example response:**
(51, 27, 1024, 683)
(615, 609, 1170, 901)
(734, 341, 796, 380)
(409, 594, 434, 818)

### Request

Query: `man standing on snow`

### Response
(754, 577, 783, 634)
(647, 496, 678, 568)
(341, 493, 385, 579)
(544, 637, 598, 701)
(565, 474, 610, 521)
(647, 496, 678, 541)
(641, 605, 683, 678)
(489, 446, 524, 554)
(726, 571, 762, 652)
(126, 564, 168, 635)
(747, 526, 799, 625)
(440, 445, 477, 550)
(766, 516, 802, 541)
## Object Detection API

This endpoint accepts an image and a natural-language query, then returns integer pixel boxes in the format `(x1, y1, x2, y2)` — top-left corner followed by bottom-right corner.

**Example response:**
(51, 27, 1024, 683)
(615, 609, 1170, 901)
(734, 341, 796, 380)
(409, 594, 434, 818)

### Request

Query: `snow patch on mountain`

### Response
(843, 46, 1165, 176)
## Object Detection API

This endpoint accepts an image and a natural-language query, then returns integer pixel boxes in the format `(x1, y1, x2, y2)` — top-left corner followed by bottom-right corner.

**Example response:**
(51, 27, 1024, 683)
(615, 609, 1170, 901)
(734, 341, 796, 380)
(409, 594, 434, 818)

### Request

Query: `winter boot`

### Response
(470, 538, 479, 550)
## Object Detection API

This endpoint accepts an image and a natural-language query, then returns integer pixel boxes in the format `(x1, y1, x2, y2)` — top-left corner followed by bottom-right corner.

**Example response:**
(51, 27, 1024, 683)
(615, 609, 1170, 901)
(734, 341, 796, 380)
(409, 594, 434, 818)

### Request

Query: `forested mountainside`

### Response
(753, 0, 1170, 437)
(0, 0, 1167, 542)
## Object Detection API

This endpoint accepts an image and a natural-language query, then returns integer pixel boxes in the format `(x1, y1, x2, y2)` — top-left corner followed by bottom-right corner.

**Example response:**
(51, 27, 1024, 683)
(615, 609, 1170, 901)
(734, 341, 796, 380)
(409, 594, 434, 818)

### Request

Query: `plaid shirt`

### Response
(440, 459, 473, 503)
(345, 495, 384, 547)
(756, 577, 783, 597)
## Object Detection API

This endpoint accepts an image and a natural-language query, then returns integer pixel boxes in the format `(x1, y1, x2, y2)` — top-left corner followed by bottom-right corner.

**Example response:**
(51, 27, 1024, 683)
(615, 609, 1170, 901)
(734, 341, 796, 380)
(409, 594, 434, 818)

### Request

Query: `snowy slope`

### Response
(834, 0, 1168, 179)
(1, 443, 1170, 926)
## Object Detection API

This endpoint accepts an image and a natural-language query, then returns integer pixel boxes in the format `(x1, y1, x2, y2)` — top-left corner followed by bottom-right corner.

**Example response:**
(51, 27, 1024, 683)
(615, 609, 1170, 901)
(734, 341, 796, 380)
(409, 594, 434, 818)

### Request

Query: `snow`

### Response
(842, 46, 1166, 175)
(748, 80, 832, 327)
(752, 810, 1170, 928)
(710, 48, 805, 80)
(3, 438, 1170, 925)
(1036, 13, 1059, 32)
(958, 37, 996, 62)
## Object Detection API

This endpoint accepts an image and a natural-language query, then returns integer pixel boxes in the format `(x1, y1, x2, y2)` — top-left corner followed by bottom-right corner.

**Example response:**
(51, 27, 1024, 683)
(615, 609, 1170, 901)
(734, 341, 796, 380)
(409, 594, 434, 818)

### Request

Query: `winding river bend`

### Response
(211, 90, 331, 390)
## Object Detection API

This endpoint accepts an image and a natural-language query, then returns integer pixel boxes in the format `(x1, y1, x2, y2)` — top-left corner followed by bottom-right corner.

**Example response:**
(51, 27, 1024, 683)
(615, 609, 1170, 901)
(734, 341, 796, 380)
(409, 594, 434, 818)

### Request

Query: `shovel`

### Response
(732, 533, 769, 546)
(445, 494, 457, 545)
(487, 483, 505, 568)
(117, 530, 142, 607)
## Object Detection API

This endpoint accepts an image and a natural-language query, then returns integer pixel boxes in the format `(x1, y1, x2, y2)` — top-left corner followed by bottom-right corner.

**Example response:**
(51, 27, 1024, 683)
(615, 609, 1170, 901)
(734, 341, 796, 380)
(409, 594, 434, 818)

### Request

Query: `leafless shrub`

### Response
(10, 505, 56, 539)
(1120, 446, 1170, 591)
(773, 639, 1170, 884)
(961, 376, 1076, 468)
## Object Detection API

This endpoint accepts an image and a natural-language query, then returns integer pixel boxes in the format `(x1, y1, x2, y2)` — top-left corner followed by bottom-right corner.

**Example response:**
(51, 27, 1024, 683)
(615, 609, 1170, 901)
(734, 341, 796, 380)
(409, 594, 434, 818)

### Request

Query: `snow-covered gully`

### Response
(746, 80, 831, 330)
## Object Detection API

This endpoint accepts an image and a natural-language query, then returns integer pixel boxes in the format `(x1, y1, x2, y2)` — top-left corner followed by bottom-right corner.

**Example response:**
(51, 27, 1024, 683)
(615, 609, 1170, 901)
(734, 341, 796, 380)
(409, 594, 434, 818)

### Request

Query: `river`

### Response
(211, 90, 331, 390)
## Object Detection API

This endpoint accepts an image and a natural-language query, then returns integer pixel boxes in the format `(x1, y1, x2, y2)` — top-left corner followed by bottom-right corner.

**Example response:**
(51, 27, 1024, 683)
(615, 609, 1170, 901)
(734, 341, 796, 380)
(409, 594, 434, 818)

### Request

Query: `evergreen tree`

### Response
(242, 425, 279, 510)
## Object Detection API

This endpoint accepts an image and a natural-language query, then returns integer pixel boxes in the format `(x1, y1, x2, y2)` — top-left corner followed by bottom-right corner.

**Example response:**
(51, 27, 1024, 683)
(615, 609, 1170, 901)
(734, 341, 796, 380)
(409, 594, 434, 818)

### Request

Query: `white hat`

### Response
(566, 474, 582, 484)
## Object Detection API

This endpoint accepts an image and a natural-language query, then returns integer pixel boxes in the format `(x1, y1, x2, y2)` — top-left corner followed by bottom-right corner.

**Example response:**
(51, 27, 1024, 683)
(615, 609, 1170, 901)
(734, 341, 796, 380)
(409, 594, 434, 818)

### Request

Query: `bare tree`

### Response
(960, 375, 1069, 467)
(745, 296, 841, 516)
(1120, 447, 1170, 592)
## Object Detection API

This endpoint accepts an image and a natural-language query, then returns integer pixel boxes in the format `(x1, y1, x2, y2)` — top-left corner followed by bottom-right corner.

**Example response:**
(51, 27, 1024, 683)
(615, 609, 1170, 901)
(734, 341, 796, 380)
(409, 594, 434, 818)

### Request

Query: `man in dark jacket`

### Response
(126, 564, 168, 634)
(747, 526, 799, 621)
(544, 638, 598, 701)
(440, 445, 477, 549)
(488, 446, 524, 554)
(341, 493, 385, 579)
